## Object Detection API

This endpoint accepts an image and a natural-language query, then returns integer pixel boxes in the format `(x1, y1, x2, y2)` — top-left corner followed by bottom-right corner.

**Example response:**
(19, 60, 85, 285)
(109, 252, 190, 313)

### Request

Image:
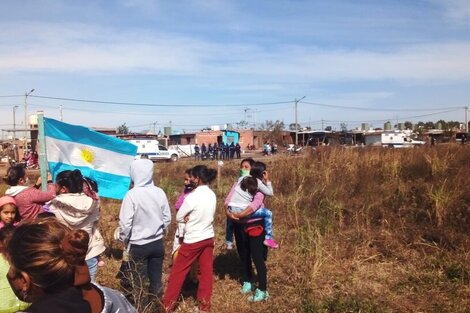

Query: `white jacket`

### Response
(49, 193, 106, 260)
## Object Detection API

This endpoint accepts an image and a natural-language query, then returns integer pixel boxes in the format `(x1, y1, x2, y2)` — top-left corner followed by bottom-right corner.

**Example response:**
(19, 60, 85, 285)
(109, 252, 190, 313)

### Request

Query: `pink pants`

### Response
(163, 237, 214, 312)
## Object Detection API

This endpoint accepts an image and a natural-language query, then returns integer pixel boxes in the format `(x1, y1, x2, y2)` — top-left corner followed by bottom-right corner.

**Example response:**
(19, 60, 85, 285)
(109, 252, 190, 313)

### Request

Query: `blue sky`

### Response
(1, 0, 470, 134)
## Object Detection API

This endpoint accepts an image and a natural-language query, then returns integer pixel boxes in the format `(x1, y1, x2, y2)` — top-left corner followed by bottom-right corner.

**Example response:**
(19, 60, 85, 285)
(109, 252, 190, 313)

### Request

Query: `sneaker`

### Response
(263, 238, 279, 249)
(226, 241, 234, 250)
(249, 288, 269, 302)
(240, 281, 252, 294)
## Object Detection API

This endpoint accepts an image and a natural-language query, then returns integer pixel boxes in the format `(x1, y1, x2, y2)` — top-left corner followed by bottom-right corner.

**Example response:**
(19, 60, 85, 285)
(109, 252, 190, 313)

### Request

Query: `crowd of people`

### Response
(193, 142, 242, 160)
(0, 156, 277, 312)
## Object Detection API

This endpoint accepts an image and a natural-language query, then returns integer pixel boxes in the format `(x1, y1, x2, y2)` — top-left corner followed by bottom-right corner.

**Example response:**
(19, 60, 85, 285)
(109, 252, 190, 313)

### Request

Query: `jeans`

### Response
(229, 207, 274, 239)
(225, 217, 234, 243)
(130, 238, 165, 296)
(86, 256, 99, 282)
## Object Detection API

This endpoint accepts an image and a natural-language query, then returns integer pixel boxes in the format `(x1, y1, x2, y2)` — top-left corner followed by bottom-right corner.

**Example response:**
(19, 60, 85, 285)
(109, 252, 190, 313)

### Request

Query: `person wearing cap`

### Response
(0, 196, 21, 229)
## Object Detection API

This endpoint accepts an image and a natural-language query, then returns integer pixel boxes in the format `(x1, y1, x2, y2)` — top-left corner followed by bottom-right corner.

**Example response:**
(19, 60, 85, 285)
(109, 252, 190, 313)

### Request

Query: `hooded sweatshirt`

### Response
(5, 184, 55, 221)
(48, 193, 106, 261)
(119, 159, 171, 246)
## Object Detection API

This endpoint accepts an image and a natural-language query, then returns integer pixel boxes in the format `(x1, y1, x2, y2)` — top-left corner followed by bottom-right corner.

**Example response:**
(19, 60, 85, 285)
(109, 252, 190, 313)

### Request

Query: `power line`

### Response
(317, 108, 460, 124)
(29, 95, 293, 107)
(0, 95, 23, 98)
(29, 103, 278, 118)
(302, 101, 462, 111)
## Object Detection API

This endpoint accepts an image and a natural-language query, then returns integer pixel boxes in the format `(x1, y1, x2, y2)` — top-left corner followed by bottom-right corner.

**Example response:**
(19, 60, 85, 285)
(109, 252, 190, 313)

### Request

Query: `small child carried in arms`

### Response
(228, 173, 279, 249)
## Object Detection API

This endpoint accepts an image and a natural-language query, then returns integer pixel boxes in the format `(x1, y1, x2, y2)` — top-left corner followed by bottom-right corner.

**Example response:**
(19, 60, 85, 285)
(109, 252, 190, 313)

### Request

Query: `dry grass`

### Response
(2, 145, 469, 312)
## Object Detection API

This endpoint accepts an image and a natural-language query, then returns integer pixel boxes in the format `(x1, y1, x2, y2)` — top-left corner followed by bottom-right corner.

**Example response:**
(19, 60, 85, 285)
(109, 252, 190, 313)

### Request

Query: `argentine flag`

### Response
(44, 117, 137, 199)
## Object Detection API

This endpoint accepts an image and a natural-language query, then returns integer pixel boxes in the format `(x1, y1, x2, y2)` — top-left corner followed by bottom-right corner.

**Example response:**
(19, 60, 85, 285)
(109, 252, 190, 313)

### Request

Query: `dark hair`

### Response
(37, 212, 56, 219)
(56, 169, 84, 193)
(185, 168, 192, 175)
(84, 177, 98, 192)
(6, 219, 89, 293)
(240, 176, 258, 196)
(3, 165, 26, 186)
(250, 161, 267, 180)
(191, 165, 217, 184)
(240, 158, 255, 168)
(0, 224, 15, 246)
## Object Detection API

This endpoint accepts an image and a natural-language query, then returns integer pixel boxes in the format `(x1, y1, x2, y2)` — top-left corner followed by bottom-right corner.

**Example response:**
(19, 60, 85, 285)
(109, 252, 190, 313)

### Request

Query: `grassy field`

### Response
(2, 145, 469, 312)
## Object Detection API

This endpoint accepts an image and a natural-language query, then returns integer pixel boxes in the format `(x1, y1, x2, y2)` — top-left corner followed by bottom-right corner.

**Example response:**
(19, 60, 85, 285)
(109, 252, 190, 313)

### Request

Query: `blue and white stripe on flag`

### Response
(44, 117, 137, 199)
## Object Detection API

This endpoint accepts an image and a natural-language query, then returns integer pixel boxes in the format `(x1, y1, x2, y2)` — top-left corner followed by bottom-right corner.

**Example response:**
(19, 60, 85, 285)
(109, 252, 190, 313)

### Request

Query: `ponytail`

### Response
(6, 219, 89, 293)
(191, 165, 217, 184)
(3, 165, 26, 186)
(56, 169, 84, 193)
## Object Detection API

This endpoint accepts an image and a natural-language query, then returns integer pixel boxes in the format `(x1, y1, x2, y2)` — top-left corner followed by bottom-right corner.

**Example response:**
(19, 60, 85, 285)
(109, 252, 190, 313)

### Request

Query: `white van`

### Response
(381, 132, 426, 148)
(128, 139, 179, 162)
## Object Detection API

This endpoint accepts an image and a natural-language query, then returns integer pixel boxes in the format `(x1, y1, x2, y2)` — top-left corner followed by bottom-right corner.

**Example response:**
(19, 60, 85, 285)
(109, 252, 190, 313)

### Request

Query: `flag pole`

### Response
(37, 112, 48, 191)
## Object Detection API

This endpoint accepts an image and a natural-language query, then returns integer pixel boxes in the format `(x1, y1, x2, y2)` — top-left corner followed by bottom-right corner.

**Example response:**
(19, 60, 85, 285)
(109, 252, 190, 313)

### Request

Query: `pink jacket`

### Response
(174, 188, 191, 211)
(5, 184, 56, 221)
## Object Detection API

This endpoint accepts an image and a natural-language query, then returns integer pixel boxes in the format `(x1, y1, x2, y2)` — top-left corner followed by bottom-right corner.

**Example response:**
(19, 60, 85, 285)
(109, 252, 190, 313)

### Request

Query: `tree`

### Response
(404, 121, 413, 130)
(289, 123, 301, 131)
(117, 123, 129, 135)
(340, 123, 348, 132)
(325, 126, 332, 131)
(236, 120, 249, 129)
(259, 120, 285, 143)
(424, 121, 436, 129)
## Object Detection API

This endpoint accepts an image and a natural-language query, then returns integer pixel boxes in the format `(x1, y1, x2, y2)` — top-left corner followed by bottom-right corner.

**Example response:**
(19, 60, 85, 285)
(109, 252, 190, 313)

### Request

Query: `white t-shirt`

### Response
(176, 185, 216, 244)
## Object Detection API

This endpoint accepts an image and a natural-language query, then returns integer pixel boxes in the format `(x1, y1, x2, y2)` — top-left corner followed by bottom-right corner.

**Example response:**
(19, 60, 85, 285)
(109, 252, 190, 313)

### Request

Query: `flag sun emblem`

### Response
(80, 148, 95, 164)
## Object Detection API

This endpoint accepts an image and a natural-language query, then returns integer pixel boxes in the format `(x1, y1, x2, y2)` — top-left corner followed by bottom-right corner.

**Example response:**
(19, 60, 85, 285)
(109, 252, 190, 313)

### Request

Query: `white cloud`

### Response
(1, 21, 470, 85)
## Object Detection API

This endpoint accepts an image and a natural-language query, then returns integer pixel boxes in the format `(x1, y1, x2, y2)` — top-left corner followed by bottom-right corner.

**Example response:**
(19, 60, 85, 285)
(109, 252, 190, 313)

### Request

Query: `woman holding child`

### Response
(225, 160, 272, 302)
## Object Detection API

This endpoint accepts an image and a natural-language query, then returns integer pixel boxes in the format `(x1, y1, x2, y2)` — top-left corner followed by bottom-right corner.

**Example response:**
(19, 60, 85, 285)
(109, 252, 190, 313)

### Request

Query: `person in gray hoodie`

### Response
(118, 159, 171, 300)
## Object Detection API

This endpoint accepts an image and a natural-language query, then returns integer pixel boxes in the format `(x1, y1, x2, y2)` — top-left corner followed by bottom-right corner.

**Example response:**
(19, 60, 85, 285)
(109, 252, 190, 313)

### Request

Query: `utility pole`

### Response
(294, 96, 306, 146)
(13, 105, 18, 161)
(13, 105, 18, 141)
(24, 89, 35, 156)
(465, 106, 468, 133)
(60, 105, 63, 121)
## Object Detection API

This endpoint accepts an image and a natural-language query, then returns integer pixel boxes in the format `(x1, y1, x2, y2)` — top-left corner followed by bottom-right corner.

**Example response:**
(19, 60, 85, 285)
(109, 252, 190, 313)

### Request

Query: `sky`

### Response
(1, 0, 470, 135)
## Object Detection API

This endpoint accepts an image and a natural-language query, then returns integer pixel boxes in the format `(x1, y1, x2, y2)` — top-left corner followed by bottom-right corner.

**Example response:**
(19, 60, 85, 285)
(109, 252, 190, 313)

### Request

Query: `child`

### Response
(0, 226, 29, 312)
(0, 196, 21, 229)
(172, 168, 194, 259)
(227, 162, 279, 249)
(48, 170, 106, 282)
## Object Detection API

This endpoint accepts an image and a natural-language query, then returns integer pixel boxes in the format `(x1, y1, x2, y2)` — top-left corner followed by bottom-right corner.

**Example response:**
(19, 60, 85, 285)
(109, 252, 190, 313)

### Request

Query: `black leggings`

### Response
(233, 222, 268, 291)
